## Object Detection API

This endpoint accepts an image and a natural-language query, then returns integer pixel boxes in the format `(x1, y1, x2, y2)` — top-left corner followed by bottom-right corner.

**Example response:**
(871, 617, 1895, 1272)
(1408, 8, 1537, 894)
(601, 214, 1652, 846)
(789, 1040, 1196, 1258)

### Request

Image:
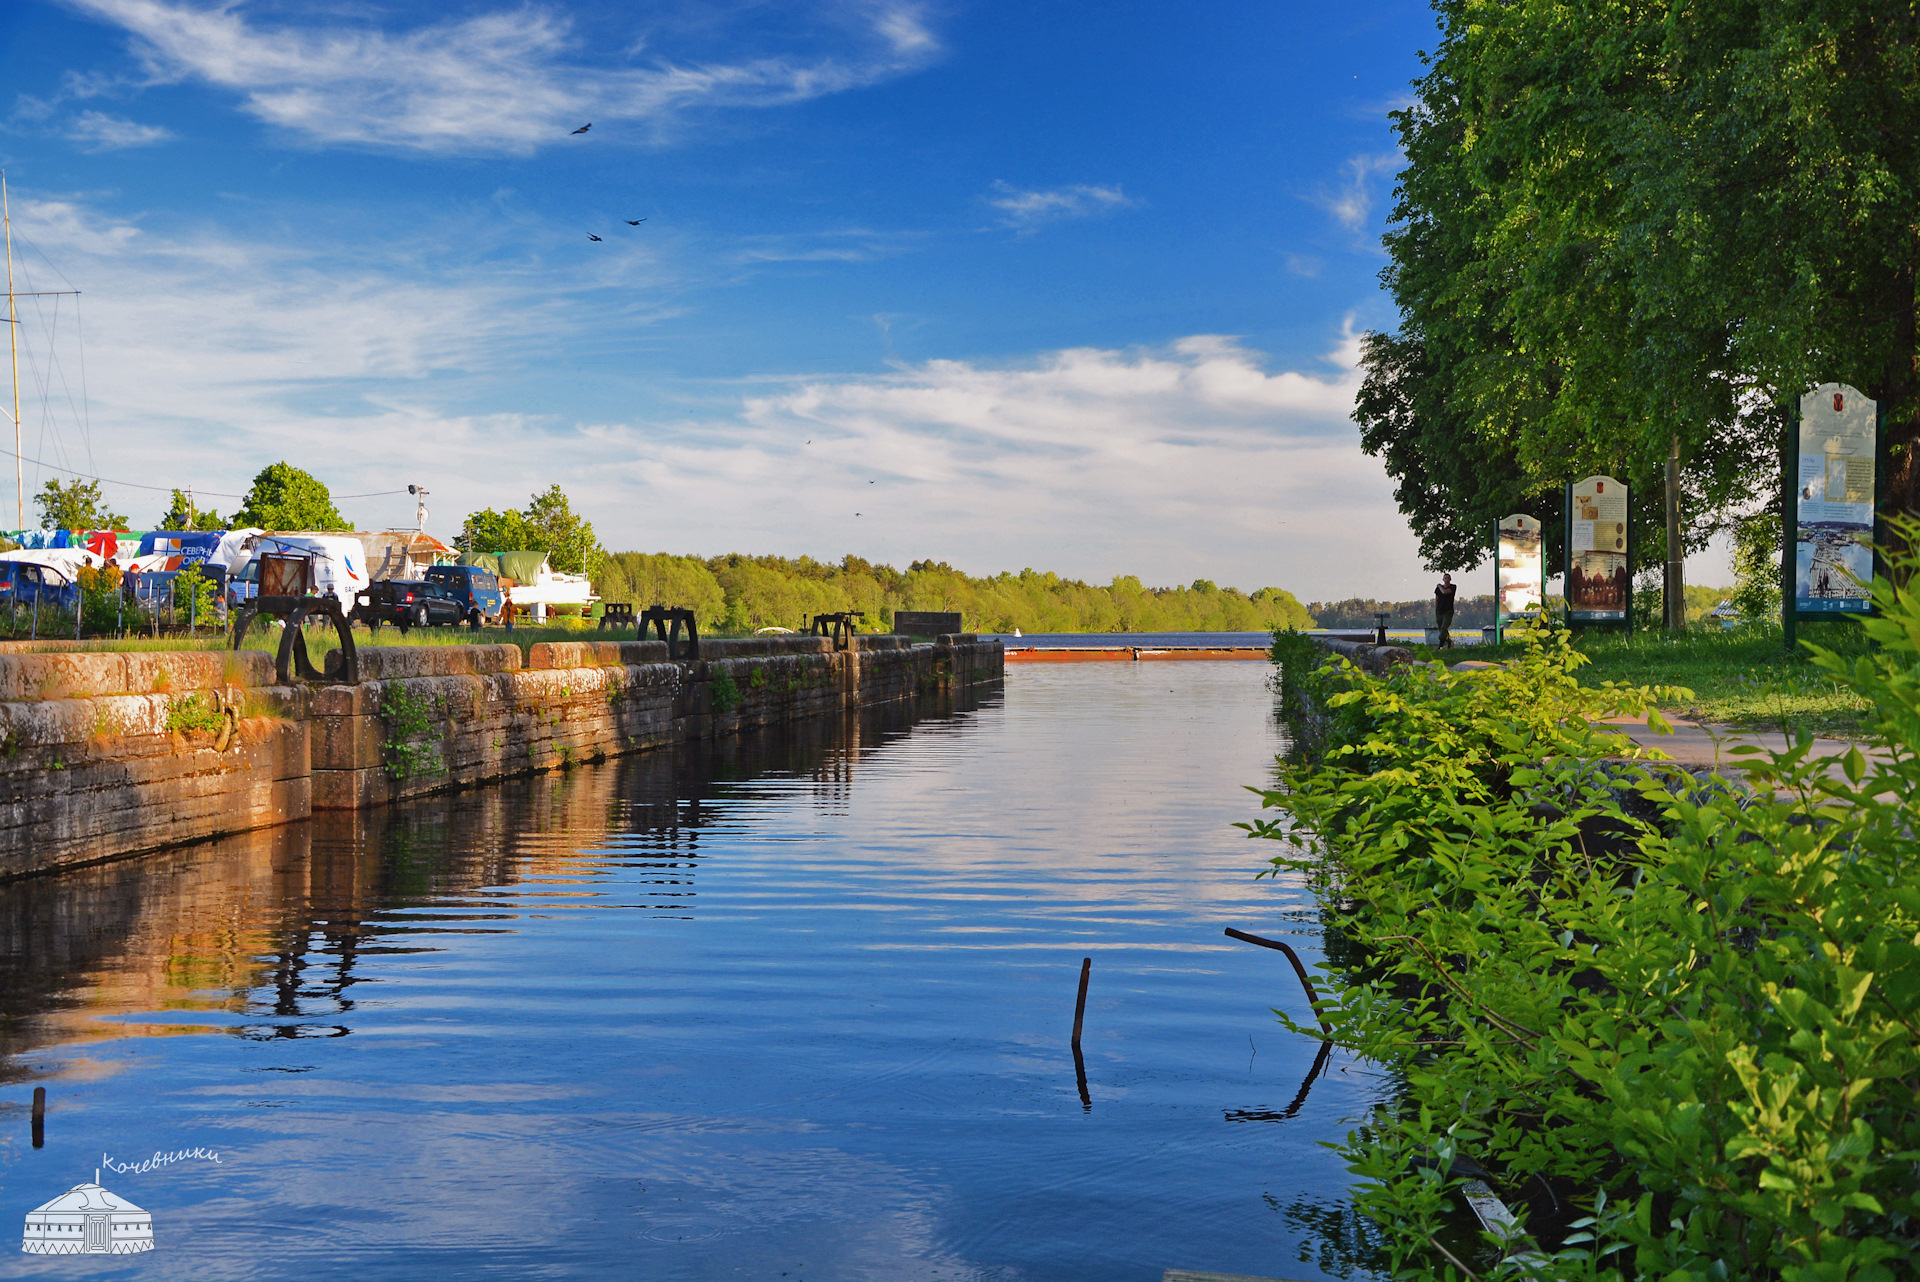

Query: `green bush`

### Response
(1247, 583, 1920, 1279)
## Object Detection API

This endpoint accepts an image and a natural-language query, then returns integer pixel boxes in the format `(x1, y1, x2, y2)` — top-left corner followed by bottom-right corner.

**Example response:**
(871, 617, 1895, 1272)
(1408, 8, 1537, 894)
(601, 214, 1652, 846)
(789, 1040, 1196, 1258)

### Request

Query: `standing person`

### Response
(1434, 572, 1457, 648)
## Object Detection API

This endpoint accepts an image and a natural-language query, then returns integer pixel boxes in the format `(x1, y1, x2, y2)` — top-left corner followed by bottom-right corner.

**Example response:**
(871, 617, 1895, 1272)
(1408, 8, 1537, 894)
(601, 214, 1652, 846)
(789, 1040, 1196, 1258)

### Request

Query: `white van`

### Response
(217, 533, 369, 615)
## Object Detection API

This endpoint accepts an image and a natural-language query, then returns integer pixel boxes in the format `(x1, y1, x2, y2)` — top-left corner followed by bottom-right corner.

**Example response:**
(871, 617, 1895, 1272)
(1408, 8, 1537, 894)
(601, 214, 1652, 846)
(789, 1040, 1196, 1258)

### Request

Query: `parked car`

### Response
(423, 564, 504, 626)
(353, 579, 466, 631)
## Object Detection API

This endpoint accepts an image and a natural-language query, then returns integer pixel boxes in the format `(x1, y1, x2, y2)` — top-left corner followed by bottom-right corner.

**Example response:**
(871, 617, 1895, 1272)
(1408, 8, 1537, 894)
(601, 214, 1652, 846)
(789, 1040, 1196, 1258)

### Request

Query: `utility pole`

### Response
(1664, 435, 1686, 632)
(5, 171, 19, 536)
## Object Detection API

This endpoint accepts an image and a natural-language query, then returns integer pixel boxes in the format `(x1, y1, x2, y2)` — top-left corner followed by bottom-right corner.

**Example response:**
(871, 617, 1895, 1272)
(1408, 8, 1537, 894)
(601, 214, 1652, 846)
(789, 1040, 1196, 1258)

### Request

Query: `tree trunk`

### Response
(1664, 435, 1686, 631)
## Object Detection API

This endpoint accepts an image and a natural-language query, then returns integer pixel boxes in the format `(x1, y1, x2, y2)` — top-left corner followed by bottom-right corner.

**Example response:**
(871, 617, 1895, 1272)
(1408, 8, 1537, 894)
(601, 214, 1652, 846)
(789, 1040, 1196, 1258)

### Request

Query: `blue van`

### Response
(423, 564, 505, 626)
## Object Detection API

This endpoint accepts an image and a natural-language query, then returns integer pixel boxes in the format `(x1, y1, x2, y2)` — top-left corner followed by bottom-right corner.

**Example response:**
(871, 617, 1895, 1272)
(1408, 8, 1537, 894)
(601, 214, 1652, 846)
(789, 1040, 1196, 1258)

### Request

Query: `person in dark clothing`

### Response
(1434, 572, 1457, 648)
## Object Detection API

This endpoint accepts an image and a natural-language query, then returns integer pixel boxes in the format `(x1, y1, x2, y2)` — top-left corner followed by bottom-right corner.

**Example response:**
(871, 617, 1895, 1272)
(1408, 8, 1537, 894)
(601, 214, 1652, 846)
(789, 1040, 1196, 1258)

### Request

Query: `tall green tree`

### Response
(1360, 0, 1920, 569)
(229, 462, 348, 530)
(458, 485, 601, 576)
(161, 488, 221, 531)
(34, 478, 128, 530)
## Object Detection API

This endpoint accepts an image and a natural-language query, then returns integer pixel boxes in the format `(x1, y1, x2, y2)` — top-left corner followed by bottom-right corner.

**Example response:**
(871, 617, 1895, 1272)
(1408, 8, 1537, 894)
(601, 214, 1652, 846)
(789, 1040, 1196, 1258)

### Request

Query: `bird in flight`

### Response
(626, 219, 646, 226)
(587, 234, 602, 242)
(571, 123, 591, 134)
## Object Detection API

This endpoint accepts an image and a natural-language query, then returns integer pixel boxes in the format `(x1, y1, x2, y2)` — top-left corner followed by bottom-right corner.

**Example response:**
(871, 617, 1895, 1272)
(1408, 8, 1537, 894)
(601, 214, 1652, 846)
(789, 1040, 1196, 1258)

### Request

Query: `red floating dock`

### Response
(1004, 646, 1269, 664)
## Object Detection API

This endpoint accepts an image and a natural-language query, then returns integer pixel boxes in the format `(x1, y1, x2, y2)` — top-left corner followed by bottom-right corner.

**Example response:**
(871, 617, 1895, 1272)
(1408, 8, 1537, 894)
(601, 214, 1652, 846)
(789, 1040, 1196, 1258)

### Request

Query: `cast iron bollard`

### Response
(637, 605, 699, 660)
(807, 611, 864, 651)
(229, 594, 359, 686)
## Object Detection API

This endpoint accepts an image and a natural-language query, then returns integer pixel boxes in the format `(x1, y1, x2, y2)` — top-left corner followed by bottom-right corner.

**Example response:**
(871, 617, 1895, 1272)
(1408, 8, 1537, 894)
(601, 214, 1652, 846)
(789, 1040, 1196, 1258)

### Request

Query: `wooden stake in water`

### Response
(1071, 956, 1091, 1049)
(1070, 957, 1093, 1110)
(31, 1085, 44, 1148)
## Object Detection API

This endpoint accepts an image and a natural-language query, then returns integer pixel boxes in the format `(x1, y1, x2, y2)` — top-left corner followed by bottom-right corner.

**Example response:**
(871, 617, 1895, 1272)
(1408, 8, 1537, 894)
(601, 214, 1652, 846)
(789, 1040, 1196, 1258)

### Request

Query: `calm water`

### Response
(0, 664, 1378, 1280)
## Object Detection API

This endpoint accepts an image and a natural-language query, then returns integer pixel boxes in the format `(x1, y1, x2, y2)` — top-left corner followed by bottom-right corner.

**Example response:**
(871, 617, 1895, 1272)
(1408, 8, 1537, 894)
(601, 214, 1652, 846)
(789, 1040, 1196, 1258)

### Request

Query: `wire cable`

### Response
(0, 445, 408, 502)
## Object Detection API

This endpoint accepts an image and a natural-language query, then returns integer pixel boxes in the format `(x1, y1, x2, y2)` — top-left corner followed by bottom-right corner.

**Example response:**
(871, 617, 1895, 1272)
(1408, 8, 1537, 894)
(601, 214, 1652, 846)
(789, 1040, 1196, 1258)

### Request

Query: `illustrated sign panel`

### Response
(1566, 476, 1628, 621)
(1496, 514, 1542, 620)
(1794, 383, 1875, 613)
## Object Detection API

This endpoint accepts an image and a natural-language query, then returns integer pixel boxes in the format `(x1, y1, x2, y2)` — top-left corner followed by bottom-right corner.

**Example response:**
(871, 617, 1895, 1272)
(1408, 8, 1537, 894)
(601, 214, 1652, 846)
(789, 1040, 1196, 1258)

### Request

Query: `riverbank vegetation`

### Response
(594, 551, 1313, 634)
(1256, 574, 1920, 1279)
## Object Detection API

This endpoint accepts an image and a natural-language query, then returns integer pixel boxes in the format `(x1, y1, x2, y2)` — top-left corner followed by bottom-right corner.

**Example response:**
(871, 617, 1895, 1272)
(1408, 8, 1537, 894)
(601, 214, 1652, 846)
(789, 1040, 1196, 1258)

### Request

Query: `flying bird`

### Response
(571, 123, 591, 134)
(626, 219, 646, 225)
(587, 233, 602, 241)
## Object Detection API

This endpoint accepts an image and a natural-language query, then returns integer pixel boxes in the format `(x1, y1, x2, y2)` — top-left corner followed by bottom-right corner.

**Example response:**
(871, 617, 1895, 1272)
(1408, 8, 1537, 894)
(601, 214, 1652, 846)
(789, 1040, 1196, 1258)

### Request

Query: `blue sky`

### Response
(0, 0, 1474, 600)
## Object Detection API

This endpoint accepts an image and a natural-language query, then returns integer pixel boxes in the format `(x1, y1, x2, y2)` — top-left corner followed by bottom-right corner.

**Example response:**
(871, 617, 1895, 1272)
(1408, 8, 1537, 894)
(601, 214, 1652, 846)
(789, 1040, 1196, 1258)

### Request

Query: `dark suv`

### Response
(424, 564, 505, 626)
(354, 580, 465, 631)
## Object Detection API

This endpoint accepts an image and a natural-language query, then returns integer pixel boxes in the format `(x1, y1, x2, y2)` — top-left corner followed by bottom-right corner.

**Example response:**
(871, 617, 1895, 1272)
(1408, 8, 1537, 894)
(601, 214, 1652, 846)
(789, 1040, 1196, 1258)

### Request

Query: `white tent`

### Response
(21, 1179, 154, 1255)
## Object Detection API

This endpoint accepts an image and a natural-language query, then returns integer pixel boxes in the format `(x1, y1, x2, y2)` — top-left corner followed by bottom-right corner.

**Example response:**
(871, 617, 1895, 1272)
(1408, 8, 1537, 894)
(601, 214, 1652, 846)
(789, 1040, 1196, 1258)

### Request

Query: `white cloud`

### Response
(64, 0, 941, 155)
(1308, 152, 1401, 232)
(986, 182, 1133, 231)
(66, 109, 173, 150)
(5, 189, 1422, 598)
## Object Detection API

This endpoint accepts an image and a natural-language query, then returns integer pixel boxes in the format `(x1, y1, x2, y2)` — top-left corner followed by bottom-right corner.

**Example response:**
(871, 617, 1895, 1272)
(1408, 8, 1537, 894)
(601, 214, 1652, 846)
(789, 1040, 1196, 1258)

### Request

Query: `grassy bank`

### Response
(1413, 620, 1876, 737)
(0, 620, 730, 664)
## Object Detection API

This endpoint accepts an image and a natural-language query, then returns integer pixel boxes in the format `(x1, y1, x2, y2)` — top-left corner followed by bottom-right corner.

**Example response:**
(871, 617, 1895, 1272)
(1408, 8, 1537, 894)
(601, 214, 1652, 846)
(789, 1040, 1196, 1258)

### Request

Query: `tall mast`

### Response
(4, 171, 18, 535)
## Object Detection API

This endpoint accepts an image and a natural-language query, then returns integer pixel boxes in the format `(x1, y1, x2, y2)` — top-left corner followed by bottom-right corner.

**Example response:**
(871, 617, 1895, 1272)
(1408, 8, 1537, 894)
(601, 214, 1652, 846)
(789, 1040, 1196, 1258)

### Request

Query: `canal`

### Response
(1, 662, 1377, 1280)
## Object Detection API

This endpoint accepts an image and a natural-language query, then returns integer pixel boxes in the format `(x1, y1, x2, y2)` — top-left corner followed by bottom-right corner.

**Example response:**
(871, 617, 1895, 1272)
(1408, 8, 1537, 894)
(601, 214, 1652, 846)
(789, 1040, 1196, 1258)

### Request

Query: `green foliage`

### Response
(229, 462, 348, 530)
(34, 477, 127, 531)
(595, 552, 725, 619)
(1356, 0, 1920, 569)
(1247, 575, 1920, 1279)
(459, 485, 601, 576)
(379, 683, 445, 780)
(171, 564, 217, 623)
(710, 669, 742, 712)
(161, 488, 222, 531)
(164, 692, 225, 735)
(1733, 510, 1784, 625)
(597, 549, 1315, 634)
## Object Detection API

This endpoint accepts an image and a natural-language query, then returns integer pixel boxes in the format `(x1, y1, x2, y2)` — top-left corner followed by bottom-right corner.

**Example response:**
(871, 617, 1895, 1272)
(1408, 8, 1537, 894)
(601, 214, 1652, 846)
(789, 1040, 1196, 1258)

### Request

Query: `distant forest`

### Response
(1309, 595, 1501, 630)
(593, 553, 1315, 634)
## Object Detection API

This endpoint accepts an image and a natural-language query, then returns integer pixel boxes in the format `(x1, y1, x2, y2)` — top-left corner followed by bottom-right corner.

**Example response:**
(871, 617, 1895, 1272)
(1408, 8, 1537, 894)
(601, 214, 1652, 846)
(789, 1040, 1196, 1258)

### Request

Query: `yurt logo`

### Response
(21, 1171, 155, 1255)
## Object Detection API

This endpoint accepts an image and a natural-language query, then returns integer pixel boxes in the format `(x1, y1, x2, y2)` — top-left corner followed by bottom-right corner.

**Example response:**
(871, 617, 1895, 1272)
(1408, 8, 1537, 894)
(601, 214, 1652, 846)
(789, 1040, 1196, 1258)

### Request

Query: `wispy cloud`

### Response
(63, 0, 942, 156)
(1307, 152, 1401, 231)
(6, 187, 1415, 595)
(986, 181, 1134, 232)
(66, 109, 173, 150)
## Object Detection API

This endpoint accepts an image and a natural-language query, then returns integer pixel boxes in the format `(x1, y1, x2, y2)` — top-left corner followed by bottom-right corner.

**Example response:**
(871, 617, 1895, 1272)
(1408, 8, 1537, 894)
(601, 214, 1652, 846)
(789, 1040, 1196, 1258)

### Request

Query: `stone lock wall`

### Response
(0, 634, 1002, 879)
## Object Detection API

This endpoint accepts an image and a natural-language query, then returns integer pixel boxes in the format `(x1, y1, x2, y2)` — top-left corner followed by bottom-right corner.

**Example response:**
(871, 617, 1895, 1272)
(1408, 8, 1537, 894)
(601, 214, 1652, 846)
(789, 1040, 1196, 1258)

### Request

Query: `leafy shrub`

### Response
(711, 669, 742, 712)
(1247, 595, 1919, 1279)
(379, 684, 445, 780)
(165, 692, 225, 735)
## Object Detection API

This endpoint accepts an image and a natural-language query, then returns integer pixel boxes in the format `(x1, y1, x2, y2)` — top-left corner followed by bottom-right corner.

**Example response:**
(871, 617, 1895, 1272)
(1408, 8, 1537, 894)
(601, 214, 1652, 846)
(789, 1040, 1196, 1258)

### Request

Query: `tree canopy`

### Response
(229, 463, 348, 530)
(34, 478, 128, 531)
(592, 550, 1315, 634)
(458, 484, 601, 576)
(1360, 0, 1920, 571)
(161, 488, 222, 531)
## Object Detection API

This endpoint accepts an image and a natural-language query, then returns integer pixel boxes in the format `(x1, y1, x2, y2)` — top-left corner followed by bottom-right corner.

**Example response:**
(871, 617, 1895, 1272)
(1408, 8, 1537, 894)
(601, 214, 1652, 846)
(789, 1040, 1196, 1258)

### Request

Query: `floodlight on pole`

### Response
(407, 483, 429, 532)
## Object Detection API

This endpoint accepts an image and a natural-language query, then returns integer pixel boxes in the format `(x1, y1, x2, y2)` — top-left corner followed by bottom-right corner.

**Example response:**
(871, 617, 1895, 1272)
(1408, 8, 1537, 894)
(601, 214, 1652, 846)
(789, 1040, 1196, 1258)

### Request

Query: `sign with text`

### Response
(1495, 514, 1542, 626)
(1793, 383, 1875, 613)
(1566, 476, 1629, 622)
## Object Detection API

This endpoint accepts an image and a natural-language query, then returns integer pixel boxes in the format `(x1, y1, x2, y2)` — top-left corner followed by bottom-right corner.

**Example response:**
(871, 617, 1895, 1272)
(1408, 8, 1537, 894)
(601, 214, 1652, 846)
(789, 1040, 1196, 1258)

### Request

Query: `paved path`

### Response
(1599, 714, 1882, 772)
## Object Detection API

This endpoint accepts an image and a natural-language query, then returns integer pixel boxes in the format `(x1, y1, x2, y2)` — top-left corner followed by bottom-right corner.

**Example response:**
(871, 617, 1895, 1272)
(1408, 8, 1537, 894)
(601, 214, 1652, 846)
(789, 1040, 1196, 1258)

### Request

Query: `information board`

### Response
(1495, 513, 1542, 632)
(1792, 383, 1875, 613)
(1565, 476, 1629, 622)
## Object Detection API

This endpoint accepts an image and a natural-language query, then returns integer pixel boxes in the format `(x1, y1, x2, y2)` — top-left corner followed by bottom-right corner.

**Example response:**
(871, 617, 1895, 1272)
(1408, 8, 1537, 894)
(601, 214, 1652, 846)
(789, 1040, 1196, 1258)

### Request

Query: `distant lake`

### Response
(0, 663, 1378, 1280)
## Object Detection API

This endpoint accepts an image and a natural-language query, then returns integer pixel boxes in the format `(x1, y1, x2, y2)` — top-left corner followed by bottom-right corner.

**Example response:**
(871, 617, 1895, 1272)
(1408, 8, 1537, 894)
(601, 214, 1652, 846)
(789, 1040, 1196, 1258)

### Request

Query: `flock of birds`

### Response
(572, 123, 870, 521)
(572, 124, 647, 241)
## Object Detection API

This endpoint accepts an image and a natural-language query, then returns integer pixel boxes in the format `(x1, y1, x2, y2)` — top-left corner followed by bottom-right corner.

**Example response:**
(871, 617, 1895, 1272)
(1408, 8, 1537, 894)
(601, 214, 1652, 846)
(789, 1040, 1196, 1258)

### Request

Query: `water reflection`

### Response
(0, 668, 1378, 1281)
